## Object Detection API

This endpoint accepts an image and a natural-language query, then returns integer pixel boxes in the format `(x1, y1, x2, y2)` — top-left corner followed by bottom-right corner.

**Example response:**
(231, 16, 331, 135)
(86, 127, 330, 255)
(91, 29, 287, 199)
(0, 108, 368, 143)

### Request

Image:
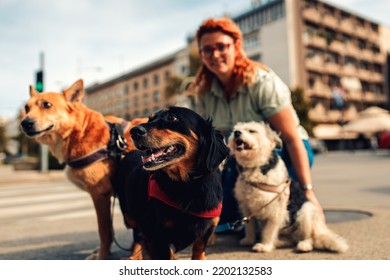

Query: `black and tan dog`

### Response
(20, 80, 146, 259)
(114, 106, 229, 259)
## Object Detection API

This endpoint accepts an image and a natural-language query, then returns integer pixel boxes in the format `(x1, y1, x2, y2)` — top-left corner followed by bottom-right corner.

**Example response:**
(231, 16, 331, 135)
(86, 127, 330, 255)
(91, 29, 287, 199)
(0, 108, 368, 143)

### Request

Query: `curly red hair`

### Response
(193, 17, 266, 96)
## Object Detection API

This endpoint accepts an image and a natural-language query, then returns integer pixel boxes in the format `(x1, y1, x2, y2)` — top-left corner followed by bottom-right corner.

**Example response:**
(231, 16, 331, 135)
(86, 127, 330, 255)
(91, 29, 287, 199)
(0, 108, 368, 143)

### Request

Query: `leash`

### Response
(110, 196, 132, 252)
(215, 179, 290, 233)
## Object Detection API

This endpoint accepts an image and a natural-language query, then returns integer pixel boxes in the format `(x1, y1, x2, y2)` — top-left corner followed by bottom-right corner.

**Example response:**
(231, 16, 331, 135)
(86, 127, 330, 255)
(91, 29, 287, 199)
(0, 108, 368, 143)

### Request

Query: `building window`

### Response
(124, 84, 129, 95)
(133, 96, 139, 107)
(153, 74, 159, 85)
(133, 82, 139, 91)
(143, 93, 149, 106)
(143, 108, 150, 117)
(165, 70, 170, 80)
(153, 90, 160, 102)
(143, 78, 149, 88)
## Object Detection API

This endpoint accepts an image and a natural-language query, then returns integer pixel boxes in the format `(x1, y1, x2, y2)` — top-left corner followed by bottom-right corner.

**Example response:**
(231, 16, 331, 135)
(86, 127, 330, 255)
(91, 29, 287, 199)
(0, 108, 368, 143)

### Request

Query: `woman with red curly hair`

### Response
(193, 17, 325, 232)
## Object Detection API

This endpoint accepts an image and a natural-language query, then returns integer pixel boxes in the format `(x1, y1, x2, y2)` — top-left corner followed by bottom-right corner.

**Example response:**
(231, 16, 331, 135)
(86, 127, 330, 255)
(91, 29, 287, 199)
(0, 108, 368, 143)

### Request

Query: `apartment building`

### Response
(86, 0, 389, 135)
(85, 48, 189, 118)
(234, 0, 389, 128)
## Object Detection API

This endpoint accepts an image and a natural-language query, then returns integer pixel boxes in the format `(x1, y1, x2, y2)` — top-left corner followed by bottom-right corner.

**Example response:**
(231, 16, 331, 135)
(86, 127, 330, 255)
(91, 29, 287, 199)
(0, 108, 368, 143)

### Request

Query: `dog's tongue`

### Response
(141, 146, 176, 164)
(142, 150, 163, 164)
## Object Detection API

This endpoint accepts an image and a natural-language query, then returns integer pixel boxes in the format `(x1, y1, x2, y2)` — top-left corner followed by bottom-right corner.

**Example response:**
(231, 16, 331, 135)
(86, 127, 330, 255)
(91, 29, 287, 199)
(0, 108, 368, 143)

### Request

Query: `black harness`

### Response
(66, 120, 129, 169)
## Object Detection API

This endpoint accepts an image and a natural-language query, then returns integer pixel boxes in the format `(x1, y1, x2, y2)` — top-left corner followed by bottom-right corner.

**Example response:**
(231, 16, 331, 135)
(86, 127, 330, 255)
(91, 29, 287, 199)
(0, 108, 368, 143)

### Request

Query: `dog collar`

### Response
(67, 120, 129, 169)
(148, 175, 222, 218)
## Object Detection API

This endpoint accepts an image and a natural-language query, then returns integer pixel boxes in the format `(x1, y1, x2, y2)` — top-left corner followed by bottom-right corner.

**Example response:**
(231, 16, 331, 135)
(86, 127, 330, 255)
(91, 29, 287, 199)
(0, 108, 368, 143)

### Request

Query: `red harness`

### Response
(148, 175, 222, 219)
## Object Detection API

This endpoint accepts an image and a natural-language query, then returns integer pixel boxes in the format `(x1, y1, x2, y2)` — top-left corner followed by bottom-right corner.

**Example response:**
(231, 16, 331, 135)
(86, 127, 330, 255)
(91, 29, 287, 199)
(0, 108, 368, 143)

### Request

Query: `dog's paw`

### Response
(296, 239, 313, 252)
(240, 237, 256, 246)
(85, 252, 99, 260)
(252, 243, 274, 252)
(85, 247, 110, 260)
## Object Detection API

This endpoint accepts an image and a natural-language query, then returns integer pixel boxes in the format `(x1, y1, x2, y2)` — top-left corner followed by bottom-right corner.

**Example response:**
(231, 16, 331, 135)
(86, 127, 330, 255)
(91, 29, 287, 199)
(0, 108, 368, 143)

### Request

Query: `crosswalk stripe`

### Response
(0, 180, 115, 223)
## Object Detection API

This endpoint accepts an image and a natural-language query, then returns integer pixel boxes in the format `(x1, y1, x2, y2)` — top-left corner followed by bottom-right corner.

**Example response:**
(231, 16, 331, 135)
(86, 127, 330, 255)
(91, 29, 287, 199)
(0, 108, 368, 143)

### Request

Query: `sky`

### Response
(1, 0, 390, 121)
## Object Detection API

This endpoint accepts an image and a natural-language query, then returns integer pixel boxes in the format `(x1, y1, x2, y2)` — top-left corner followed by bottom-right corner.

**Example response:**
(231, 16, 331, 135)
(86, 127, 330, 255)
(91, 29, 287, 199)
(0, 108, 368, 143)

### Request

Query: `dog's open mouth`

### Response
(235, 139, 251, 151)
(141, 143, 185, 169)
(25, 125, 54, 137)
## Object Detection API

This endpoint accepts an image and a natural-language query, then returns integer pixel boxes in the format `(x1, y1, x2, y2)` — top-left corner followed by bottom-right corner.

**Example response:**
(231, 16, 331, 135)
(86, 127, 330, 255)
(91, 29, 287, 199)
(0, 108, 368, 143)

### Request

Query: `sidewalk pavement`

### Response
(0, 164, 66, 185)
(1, 151, 390, 260)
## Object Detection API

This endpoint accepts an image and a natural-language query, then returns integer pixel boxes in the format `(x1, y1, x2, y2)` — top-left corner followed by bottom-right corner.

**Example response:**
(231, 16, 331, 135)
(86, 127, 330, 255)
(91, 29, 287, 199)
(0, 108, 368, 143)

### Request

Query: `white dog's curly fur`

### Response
(228, 121, 348, 253)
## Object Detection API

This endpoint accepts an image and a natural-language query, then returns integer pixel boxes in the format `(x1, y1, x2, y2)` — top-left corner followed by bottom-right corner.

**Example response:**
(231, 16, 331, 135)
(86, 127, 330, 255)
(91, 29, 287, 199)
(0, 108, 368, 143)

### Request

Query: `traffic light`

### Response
(35, 70, 44, 92)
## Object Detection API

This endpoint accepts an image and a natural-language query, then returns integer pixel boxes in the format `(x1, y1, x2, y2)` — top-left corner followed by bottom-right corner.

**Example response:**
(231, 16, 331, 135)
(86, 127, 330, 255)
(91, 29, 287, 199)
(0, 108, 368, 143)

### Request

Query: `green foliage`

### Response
(291, 87, 316, 136)
(164, 51, 201, 100)
(164, 76, 183, 100)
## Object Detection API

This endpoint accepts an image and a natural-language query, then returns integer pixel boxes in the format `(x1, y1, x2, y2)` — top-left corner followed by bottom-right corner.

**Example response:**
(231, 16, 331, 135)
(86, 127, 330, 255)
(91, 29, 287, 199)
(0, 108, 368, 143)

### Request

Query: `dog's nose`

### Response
(130, 125, 147, 139)
(233, 130, 241, 139)
(20, 118, 35, 131)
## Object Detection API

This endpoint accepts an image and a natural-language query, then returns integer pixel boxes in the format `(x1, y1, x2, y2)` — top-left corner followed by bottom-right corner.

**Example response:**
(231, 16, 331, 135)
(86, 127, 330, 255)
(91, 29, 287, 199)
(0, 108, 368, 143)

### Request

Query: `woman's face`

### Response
(199, 31, 236, 82)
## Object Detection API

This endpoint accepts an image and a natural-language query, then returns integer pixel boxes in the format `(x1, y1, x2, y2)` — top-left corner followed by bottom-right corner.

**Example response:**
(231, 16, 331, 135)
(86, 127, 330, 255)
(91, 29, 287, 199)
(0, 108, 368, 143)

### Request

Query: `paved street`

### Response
(0, 150, 389, 260)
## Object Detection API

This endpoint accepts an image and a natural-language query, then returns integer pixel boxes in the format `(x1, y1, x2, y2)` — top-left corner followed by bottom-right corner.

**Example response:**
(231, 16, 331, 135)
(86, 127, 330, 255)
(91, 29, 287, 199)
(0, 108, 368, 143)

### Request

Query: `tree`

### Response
(164, 48, 201, 100)
(164, 76, 183, 100)
(291, 87, 316, 136)
(0, 125, 6, 153)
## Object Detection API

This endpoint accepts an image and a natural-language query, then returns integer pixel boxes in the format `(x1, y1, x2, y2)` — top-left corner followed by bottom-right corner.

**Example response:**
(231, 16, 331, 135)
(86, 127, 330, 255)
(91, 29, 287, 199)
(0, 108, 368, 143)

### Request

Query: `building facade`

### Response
(234, 0, 389, 127)
(85, 48, 189, 118)
(86, 0, 389, 133)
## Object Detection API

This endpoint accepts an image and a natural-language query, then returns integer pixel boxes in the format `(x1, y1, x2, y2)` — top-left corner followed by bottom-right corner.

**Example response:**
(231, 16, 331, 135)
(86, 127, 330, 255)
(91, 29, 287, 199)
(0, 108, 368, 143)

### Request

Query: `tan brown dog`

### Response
(20, 79, 146, 259)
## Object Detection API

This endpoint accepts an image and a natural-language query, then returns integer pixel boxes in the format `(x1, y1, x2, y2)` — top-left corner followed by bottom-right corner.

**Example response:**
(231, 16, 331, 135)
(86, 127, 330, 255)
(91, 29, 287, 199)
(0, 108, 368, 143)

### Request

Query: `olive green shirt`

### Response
(194, 67, 308, 139)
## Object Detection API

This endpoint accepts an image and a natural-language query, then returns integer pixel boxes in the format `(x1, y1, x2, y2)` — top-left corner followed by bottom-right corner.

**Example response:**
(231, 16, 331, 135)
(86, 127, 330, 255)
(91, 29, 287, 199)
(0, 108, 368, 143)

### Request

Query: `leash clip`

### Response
(116, 135, 128, 151)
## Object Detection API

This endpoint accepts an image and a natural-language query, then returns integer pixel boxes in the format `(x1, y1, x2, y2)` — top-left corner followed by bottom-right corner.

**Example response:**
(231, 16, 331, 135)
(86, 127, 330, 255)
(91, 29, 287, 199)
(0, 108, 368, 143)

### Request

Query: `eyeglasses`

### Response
(200, 43, 232, 57)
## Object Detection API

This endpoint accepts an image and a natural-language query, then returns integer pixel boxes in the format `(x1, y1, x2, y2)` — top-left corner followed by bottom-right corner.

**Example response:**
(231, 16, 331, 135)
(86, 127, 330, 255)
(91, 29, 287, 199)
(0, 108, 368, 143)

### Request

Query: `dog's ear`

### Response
(197, 118, 230, 172)
(63, 79, 84, 103)
(29, 85, 38, 97)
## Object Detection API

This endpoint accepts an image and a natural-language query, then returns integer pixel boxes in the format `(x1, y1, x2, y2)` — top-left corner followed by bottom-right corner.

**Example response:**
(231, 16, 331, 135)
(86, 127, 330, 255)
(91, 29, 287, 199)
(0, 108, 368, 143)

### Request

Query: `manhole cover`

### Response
(324, 209, 373, 223)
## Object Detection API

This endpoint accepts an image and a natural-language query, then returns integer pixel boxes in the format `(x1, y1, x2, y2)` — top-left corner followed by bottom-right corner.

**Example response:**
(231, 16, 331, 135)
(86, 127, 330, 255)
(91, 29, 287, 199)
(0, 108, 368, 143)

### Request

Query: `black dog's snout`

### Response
(21, 118, 35, 131)
(130, 125, 147, 139)
(233, 130, 241, 139)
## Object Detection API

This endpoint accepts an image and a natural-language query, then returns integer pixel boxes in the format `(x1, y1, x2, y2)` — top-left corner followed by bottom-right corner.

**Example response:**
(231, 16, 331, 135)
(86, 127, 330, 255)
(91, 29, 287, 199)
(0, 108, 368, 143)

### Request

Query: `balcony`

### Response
(363, 91, 376, 102)
(357, 68, 372, 81)
(346, 90, 363, 102)
(329, 40, 346, 55)
(371, 72, 384, 83)
(305, 57, 324, 73)
(308, 82, 332, 98)
(303, 8, 321, 24)
(360, 49, 374, 61)
(324, 62, 342, 76)
(339, 19, 354, 34)
(305, 36, 327, 49)
(342, 65, 359, 76)
(368, 32, 380, 44)
(323, 14, 338, 29)
(372, 52, 386, 64)
(355, 26, 369, 40)
(345, 43, 361, 58)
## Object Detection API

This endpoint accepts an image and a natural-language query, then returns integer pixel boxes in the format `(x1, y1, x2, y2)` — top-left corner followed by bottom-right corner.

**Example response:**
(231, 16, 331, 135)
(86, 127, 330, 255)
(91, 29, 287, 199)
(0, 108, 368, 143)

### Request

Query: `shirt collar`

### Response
(210, 77, 248, 99)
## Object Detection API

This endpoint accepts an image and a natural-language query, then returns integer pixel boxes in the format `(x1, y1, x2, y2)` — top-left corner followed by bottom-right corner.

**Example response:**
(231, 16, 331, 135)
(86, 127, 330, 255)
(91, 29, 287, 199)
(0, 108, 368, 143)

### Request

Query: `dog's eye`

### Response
(24, 105, 30, 113)
(167, 114, 178, 122)
(41, 101, 52, 109)
(249, 130, 257, 133)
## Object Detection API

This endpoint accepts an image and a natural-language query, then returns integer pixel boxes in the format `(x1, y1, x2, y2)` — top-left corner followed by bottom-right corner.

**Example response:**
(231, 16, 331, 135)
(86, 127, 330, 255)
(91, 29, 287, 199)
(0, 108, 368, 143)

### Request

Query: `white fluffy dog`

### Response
(228, 121, 348, 253)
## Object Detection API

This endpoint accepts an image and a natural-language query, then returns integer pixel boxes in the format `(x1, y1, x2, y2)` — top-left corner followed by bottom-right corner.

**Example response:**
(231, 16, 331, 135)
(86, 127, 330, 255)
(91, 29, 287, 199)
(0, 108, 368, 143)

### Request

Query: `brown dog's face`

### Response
(130, 106, 229, 181)
(228, 121, 282, 167)
(20, 80, 84, 139)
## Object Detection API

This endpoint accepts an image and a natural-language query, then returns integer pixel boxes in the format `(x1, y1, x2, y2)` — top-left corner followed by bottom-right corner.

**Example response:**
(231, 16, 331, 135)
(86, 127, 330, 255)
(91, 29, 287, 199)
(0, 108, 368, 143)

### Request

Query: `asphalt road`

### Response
(0, 150, 389, 260)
